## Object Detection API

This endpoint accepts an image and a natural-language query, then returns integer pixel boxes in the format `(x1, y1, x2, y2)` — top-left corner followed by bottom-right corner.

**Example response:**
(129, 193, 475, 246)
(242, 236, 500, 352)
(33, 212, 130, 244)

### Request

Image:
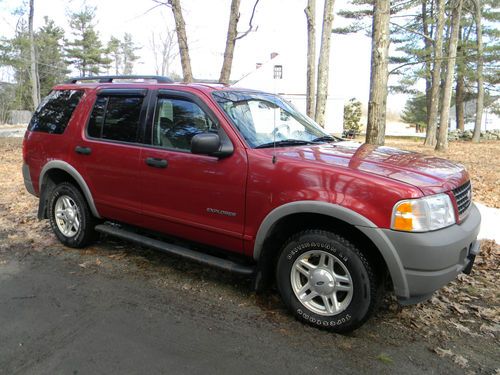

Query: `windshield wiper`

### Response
(312, 135, 343, 143)
(255, 139, 315, 149)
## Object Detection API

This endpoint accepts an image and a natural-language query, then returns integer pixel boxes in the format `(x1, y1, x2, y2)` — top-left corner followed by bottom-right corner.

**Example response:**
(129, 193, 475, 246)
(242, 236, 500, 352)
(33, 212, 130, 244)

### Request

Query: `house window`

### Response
(273, 65, 283, 79)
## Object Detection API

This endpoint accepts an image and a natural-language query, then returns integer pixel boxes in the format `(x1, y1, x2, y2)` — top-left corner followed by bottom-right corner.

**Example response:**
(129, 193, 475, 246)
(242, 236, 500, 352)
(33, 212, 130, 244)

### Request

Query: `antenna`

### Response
(272, 103, 277, 164)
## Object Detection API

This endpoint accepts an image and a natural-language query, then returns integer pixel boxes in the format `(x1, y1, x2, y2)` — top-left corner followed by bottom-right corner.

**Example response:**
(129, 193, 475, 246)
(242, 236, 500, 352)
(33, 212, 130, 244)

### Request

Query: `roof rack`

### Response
(66, 75, 174, 84)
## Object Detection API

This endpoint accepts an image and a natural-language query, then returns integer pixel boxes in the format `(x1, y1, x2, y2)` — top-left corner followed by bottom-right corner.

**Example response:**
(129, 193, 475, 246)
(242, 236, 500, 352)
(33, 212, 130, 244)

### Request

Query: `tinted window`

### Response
(88, 96, 143, 143)
(152, 98, 217, 151)
(28, 90, 83, 134)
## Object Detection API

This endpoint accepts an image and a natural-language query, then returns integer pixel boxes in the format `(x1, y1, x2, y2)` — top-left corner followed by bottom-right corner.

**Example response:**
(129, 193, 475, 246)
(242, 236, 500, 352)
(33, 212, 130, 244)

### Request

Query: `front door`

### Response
(139, 90, 247, 252)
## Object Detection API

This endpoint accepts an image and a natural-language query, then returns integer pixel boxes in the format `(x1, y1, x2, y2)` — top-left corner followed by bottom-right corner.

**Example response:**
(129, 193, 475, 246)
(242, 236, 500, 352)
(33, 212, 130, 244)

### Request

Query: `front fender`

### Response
(253, 200, 409, 298)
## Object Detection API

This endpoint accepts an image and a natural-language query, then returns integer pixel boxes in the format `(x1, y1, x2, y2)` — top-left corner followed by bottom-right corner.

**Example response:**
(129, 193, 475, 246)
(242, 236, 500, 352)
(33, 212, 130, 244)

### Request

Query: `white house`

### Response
(449, 98, 500, 131)
(232, 52, 345, 135)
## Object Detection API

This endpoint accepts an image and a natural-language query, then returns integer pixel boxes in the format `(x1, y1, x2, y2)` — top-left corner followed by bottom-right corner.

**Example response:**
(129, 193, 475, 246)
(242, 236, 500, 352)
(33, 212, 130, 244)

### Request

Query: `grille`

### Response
(453, 181, 472, 218)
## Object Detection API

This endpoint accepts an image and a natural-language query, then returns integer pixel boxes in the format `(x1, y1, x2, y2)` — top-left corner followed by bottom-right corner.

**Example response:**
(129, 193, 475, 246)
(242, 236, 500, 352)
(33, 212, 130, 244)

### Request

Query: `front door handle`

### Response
(146, 157, 168, 168)
(75, 146, 92, 155)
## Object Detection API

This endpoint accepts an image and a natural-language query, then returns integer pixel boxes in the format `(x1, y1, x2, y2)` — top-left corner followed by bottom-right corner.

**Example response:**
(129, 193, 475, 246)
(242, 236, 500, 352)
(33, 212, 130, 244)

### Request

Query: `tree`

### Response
(436, 0, 464, 151)
(401, 94, 427, 132)
(28, 0, 40, 109)
(36, 17, 68, 96)
(150, 29, 178, 76)
(219, 0, 260, 84)
(425, 0, 446, 146)
(365, 0, 390, 145)
(343, 98, 362, 134)
(121, 33, 140, 75)
(106, 36, 121, 75)
(0, 20, 32, 110)
(219, 0, 240, 84)
(65, 6, 109, 77)
(155, 0, 193, 82)
(314, 0, 335, 127)
(305, 0, 316, 119)
(472, 0, 484, 143)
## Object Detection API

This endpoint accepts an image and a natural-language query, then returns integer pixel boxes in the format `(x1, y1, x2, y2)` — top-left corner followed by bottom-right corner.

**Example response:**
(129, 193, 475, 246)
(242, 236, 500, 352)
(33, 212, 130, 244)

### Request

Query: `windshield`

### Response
(212, 91, 338, 148)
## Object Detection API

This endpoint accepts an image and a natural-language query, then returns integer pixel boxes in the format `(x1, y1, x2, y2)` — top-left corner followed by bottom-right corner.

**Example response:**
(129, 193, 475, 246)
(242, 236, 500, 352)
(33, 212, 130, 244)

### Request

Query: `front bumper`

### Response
(382, 203, 481, 304)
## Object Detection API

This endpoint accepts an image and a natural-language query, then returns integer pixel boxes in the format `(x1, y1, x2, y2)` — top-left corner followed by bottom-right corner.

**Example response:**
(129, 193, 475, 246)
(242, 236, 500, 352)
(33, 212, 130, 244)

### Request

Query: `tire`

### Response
(48, 182, 98, 248)
(276, 230, 380, 333)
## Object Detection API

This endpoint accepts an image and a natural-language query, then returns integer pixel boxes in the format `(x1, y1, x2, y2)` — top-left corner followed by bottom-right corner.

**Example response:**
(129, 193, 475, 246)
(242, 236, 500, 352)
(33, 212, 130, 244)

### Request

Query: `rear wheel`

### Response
(48, 182, 98, 248)
(276, 230, 380, 333)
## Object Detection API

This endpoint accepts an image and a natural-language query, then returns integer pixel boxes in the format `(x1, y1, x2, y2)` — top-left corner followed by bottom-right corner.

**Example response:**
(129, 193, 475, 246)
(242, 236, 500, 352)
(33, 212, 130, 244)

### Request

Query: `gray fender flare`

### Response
(39, 160, 101, 218)
(253, 201, 409, 298)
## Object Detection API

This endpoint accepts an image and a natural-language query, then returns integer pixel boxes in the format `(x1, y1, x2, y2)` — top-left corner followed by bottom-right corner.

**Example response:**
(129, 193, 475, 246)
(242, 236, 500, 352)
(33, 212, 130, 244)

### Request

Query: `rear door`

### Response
(138, 89, 248, 253)
(74, 88, 149, 225)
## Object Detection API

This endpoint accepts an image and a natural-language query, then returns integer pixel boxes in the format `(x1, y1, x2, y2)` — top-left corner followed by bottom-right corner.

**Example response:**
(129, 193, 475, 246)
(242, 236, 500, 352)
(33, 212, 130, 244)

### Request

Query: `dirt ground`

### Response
(1, 137, 499, 374)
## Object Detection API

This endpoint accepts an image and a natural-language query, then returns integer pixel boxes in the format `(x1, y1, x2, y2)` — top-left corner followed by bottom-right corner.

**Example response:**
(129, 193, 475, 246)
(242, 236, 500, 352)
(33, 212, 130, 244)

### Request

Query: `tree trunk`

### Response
(314, 0, 335, 127)
(424, 0, 445, 146)
(365, 0, 390, 145)
(28, 0, 40, 109)
(219, 0, 241, 84)
(169, 0, 193, 83)
(422, 0, 432, 124)
(305, 0, 316, 119)
(455, 29, 465, 131)
(436, 0, 464, 151)
(472, 0, 484, 143)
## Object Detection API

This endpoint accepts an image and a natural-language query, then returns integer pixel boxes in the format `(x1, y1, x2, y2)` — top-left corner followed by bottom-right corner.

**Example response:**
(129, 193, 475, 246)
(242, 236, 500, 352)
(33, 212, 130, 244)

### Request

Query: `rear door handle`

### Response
(146, 157, 168, 168)
(75, 146, 92, 155)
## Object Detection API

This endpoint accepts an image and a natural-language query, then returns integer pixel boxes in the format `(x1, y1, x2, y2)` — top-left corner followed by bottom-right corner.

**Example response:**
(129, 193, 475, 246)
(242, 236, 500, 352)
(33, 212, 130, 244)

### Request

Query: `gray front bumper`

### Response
(360, 204, 481, 304)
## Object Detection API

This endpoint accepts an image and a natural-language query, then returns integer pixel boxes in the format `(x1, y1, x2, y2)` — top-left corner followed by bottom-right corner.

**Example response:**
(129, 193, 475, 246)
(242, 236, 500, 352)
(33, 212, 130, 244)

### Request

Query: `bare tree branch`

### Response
(235, 0, 260, 40)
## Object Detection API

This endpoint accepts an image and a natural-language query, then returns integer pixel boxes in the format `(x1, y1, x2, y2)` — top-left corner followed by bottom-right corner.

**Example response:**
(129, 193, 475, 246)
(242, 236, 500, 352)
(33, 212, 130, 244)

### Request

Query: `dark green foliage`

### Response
(401, 94, 427, 131)
(37, 17, 68, 96)
(65, 6, 109, 76)
(343, 98, 363, 133)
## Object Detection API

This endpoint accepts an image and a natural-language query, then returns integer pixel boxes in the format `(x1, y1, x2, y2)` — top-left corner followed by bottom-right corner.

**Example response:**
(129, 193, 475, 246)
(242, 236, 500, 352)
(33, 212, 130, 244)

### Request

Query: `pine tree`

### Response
(65, 6, 109, 77)
(36, 17, 68, 96)
(401, 94, 427, 132)
(121, 33, 140, 75)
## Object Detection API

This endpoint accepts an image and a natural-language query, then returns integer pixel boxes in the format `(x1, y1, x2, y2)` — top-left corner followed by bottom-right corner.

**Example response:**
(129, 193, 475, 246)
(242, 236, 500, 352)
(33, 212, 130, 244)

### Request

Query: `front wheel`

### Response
(276, 230, 380, 333)
(48, 182, 98, 248)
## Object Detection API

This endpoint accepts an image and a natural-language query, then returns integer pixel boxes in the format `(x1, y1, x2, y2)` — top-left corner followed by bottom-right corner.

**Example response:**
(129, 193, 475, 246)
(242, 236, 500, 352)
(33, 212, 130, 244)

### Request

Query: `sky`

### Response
(0, 0, 408, 111)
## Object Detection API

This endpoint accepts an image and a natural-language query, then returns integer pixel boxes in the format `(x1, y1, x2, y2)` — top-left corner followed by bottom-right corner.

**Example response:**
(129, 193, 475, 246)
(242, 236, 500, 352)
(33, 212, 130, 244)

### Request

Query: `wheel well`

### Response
(38, 168, 86, 219)
(256, 213, 391, 291)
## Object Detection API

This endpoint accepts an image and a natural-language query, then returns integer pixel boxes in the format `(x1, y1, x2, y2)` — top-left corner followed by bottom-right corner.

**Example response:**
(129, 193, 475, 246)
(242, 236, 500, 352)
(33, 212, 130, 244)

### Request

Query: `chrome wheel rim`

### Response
(291, 250, 353, 316)
(54, 195, 80, 237)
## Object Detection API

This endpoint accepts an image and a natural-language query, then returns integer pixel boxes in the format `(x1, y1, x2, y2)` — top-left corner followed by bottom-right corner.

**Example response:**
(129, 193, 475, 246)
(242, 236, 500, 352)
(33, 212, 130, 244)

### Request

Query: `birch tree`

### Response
(436, 0, 464, 151)
(314, 0, 335, 127)
(365, 0, 390, 145)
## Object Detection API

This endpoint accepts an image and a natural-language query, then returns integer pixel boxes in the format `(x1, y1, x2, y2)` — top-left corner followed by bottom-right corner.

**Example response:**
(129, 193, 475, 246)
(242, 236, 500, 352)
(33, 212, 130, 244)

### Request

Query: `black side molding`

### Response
(95, 224, 256, 276)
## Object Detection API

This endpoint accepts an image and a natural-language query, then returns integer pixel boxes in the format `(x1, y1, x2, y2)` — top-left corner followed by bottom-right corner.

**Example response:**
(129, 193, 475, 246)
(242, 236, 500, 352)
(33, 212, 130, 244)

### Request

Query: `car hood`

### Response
(273, 141, 469, 195)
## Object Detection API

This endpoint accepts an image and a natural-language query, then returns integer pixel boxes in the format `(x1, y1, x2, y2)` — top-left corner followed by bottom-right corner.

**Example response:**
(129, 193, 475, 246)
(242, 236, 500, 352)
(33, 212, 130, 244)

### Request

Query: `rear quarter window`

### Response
(28, 90, 84, 134)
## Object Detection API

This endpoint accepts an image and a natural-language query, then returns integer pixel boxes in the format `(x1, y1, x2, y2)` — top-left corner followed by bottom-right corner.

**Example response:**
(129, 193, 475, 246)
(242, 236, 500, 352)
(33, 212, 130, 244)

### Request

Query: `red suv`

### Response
(22, 75, 481, 332)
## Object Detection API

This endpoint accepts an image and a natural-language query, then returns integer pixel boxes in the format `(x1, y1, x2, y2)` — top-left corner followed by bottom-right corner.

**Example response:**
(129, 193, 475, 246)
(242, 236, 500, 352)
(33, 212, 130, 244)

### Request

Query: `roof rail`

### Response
(66, 75, 174, 84)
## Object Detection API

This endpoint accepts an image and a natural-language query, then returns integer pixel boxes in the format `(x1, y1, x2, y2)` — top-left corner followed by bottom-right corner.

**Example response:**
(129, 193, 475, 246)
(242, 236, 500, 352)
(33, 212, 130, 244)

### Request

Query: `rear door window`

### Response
(28, 90, 84, 134)
(87, 94, 144, 143)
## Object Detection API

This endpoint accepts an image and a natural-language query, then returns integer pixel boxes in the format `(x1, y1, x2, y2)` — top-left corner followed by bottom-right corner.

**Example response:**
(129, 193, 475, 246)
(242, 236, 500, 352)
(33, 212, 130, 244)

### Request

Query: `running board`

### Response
(95, 224, 256, 276)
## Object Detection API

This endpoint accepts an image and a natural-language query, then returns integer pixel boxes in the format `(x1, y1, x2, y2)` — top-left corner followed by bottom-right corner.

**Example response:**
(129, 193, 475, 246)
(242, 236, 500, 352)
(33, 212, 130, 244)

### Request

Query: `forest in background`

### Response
(0, 0, 498, 151)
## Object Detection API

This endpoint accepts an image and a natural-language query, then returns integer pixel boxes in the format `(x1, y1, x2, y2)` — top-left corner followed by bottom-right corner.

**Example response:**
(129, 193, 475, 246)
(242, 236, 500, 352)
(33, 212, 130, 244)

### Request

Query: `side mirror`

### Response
(191, 133, 222, 155)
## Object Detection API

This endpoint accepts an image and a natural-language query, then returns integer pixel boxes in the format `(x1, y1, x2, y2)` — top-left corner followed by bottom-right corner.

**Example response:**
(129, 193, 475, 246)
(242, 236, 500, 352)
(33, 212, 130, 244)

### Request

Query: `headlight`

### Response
(391, 193, 456, 232)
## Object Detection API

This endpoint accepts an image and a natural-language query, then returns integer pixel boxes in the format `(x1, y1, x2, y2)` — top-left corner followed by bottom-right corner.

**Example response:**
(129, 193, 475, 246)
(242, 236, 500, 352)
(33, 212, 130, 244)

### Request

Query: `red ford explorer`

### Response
(22, 76, 481, 332)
